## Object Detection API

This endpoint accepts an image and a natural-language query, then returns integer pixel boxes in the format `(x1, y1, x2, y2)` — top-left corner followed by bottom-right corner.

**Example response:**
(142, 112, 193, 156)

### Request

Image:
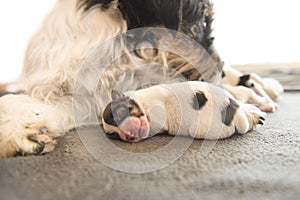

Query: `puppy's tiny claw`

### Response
(258, 119, 264, 125)
(259, 116, 265, 121)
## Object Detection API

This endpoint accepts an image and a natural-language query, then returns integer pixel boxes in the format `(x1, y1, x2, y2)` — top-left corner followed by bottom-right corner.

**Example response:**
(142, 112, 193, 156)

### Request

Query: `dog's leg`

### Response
(224, 84, 278, 113)
(245, 72, 284, 100)
(222, 64, 282, 112)
(215, 100, 266, 139)
(0, 94, 74, 158)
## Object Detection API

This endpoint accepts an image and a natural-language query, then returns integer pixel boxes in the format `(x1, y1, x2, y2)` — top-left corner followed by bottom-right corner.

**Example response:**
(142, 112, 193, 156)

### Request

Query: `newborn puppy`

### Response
(102, 82, 266, 142)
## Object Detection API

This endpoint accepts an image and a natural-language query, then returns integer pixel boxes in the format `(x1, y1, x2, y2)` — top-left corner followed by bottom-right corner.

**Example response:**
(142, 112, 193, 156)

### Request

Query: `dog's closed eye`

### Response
(106, 132, 121, 140)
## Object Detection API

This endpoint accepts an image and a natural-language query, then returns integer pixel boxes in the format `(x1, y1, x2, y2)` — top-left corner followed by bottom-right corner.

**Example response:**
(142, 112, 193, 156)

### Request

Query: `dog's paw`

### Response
(15, 129, 57, 157)
(0, 94, 59, 158)
(242, 104, 266, 131)
(261, 78, 284, 100)
(222, 65, 283, 112)
(0, 121, 57, 158)
(258, 101, 279, 113)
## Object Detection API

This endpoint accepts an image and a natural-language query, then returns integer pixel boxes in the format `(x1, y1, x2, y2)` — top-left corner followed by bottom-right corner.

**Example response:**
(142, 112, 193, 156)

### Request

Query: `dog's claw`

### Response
(39, 127, 47, 135)
(35, 142, 45, 154)
(26, 134, 46, 155)
(16, 151, 26, 157)
(259, 116, 265, 121)
(258, 119, 264, 125)
(27, 135, 39, 143)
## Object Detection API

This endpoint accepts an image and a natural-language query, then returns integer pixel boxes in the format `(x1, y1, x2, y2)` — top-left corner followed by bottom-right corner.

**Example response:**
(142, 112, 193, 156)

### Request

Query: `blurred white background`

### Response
(0, 0, 56, 83)
(0, 0, 299, 83)
(214, 0, 300, 65)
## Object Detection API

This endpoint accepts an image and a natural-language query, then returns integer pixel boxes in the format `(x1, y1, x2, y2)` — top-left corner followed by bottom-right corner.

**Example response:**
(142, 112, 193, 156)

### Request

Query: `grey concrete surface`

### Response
(0, 92, 299, 200)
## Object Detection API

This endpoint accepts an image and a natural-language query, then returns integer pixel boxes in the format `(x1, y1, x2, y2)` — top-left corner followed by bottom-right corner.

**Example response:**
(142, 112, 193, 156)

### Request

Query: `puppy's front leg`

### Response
(222, 64, 281, 112)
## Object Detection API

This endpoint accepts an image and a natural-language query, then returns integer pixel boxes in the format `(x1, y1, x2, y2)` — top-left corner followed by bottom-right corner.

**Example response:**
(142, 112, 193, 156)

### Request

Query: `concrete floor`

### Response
(0, 91, 299, 200)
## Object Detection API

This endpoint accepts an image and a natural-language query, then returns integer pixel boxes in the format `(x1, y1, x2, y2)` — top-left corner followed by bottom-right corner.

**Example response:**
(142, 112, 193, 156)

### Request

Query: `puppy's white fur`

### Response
(222, 64, 282, 112)
(124, 81, 265, 140)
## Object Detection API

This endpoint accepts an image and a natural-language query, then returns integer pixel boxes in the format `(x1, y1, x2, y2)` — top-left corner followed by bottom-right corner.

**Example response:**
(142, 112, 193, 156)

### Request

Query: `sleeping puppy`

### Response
(102, 82, 265, 142)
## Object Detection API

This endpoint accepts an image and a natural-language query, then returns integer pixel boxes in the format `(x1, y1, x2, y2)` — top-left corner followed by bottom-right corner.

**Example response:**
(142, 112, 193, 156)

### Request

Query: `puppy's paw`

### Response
(242, 104, 266, 131)
(259, 101, 279, 113)
(262, 78, 284, 100)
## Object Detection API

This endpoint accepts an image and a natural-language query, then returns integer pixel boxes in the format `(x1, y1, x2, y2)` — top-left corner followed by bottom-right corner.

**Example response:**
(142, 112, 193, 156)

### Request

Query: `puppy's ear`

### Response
(111, 90, 127, 102)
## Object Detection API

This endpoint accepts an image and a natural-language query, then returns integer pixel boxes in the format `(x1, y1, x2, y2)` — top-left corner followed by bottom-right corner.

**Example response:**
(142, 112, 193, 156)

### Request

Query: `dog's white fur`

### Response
(0, 0, 127, 157)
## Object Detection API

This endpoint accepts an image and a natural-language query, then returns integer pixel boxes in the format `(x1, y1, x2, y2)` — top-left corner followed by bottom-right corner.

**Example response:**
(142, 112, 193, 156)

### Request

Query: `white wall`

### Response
(213, 0, 300, 64)
(0, 0, 56, 83)
(0, 0, 299, 83)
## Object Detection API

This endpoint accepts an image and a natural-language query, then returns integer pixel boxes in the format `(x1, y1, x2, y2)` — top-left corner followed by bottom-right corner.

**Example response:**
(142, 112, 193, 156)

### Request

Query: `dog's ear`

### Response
(111, 90, 128, 102)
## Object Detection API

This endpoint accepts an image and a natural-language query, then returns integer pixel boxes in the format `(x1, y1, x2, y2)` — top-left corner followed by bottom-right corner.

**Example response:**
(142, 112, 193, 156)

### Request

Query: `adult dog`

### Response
(0, 0, 282, 158)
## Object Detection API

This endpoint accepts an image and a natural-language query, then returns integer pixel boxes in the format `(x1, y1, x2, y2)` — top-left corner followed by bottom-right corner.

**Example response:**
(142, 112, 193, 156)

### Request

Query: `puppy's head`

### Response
(102, 90, 150, 142)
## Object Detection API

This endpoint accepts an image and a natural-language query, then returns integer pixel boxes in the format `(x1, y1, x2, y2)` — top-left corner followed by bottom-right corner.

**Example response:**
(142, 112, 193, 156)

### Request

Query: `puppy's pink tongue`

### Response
(125, 132, 135, 141)
(119, 130, 133, 140)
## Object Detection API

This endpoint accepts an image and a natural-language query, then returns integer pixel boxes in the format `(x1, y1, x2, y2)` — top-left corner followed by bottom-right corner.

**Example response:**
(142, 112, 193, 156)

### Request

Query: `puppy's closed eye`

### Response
(106, 132, 121, 140)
